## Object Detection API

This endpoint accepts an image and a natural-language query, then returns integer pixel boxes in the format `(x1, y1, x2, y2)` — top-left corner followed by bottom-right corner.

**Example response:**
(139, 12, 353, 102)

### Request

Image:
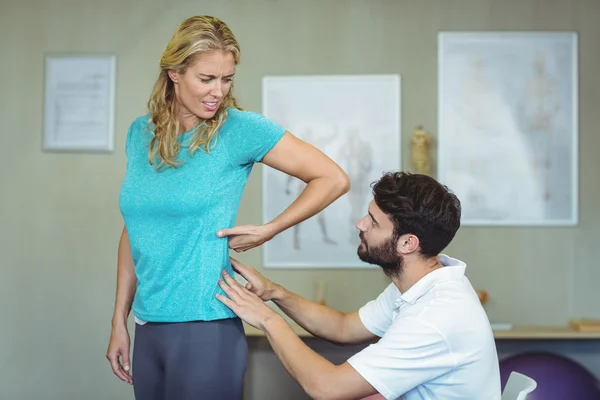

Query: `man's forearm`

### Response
(263, 315, 338, 399)
(271, 284, 348, 344)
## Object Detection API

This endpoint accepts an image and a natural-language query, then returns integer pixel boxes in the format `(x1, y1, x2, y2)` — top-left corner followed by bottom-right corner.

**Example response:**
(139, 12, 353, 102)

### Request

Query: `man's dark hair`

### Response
(371, 171, 461, 257)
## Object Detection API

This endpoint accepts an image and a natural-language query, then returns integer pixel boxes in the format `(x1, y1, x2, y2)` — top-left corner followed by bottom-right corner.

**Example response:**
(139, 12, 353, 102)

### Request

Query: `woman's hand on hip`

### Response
(217, 224, 276, 252)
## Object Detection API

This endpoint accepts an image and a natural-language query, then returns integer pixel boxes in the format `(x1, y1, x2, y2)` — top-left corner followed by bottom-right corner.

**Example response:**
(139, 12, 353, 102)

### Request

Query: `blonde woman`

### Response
(106, 15, 349, 399)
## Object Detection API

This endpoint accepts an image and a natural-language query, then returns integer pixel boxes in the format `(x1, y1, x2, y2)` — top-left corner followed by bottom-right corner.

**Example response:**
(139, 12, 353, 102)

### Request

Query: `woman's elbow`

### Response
(330, 168, 351, 196)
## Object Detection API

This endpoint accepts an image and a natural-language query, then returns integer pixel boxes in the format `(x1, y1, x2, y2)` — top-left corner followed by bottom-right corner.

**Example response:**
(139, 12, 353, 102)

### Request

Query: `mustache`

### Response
(359, 233, 368, 249)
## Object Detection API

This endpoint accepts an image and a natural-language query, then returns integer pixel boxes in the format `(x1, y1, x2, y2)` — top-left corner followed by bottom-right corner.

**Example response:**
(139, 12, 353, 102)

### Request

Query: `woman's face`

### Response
(169, 50, 236, 123)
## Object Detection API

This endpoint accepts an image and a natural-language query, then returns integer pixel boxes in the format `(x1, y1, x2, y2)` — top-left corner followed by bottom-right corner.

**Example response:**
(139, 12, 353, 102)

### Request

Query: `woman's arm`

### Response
(111, 226, 137, 327)
(217, 132, 350, 251)
(106, 226, 136, 384)
(261, 132, 350, 236)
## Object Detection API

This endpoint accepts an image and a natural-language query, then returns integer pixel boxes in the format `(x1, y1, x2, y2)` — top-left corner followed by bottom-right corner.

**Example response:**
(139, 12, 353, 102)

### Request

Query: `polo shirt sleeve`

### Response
(347, 318, 455, 400)
(222, 110, 286, 166)
(358, 283, 398, 337)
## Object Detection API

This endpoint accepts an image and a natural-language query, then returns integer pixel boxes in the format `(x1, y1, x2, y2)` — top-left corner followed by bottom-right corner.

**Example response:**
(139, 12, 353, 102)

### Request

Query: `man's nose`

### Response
(355, 216, 368, 231)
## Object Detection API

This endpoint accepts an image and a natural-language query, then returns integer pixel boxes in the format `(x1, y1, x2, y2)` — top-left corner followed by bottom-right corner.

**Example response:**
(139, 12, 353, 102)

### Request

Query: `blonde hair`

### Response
(146, 16, 242, 168)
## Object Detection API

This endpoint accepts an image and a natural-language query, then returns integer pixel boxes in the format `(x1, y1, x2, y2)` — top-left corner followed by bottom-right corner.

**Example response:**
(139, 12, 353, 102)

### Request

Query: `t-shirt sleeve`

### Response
(358, 283, 398, 337)
(125, 120, 135, 157)
(222, 110, 286, 165)
(347, 319, 454, 400)
(125, 115, 150, 159)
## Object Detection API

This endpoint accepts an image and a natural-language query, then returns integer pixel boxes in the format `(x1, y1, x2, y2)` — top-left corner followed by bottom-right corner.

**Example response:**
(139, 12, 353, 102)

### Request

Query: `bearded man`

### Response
(217, 171, 501, 400)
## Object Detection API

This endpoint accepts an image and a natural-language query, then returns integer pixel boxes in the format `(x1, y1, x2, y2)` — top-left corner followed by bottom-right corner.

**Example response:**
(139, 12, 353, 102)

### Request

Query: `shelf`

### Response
(244, 323, 600, 340)
(492, 326, 600, 339)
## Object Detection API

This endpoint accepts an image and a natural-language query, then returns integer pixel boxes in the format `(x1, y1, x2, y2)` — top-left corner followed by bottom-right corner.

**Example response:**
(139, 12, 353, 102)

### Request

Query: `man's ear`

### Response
(397, 234, 420, 255)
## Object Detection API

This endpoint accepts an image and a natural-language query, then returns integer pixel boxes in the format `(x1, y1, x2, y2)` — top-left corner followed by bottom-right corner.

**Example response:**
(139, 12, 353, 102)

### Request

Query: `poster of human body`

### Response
(261, 75, 401, 267)
(438, 32, 578, 226)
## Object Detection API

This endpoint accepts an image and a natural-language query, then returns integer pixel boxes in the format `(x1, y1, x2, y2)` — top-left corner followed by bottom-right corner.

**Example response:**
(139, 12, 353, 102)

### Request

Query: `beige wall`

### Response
(2, 0, 599, 399)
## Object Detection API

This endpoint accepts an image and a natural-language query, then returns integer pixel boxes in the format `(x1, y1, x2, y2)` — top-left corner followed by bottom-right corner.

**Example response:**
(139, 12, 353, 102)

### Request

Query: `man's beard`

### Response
(357, 233, 404, 277)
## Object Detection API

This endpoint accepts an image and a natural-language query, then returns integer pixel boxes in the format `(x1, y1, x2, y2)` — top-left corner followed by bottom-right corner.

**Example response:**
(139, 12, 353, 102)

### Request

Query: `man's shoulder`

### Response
(381, 282, 400, 296)
(403, 298, 493, 344)
(397, 280, 490, 332)
(370, 282, 402, 311)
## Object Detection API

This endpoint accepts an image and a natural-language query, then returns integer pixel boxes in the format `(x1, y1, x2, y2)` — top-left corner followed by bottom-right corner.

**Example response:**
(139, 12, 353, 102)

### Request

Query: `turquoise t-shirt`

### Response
(119, 108, 286, 322)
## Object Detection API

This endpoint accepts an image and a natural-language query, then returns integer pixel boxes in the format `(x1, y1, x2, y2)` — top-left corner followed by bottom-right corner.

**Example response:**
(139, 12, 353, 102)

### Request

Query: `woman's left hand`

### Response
(216, 224, 277, 252)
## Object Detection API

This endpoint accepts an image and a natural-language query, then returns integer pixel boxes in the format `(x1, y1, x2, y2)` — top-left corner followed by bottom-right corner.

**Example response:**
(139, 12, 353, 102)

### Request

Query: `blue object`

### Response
(499, 352, 600, 399)
(119, 108, 285, 323)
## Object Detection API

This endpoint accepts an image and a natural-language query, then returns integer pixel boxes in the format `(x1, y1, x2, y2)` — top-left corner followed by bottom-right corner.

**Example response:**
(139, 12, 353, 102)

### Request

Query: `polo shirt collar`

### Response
(399, 254, 467, 305)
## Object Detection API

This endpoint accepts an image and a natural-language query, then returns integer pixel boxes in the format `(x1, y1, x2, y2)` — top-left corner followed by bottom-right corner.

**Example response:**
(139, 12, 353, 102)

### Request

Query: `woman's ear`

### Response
(167, 70, 179, 84)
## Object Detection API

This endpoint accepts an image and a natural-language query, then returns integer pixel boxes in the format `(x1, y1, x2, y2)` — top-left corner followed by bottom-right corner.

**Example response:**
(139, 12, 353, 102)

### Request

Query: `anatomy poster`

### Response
(261, 75, 401, 267)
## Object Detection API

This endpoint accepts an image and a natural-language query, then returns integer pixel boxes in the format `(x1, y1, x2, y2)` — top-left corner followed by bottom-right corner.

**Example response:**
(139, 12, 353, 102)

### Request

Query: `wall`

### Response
(1, 0, 599, 398)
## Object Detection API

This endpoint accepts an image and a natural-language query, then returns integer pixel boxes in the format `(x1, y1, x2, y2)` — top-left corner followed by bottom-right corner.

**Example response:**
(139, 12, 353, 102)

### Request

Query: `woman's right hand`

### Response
(106, 325, 133, 385)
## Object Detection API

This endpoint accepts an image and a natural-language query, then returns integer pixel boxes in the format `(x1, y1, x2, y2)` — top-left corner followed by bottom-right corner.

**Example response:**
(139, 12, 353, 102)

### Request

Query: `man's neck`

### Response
(391, 256, 443, 294)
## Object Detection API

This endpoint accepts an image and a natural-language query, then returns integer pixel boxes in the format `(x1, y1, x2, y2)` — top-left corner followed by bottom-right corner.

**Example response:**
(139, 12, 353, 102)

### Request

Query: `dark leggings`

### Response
(132, 318, 248, 400)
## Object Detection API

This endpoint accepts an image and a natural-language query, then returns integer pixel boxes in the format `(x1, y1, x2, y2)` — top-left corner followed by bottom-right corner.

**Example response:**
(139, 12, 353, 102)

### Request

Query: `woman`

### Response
(106, 15, 349, 400)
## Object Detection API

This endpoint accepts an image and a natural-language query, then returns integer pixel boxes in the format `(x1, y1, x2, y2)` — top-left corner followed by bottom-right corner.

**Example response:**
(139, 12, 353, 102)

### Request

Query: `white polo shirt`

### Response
(347, 255, 501, 400)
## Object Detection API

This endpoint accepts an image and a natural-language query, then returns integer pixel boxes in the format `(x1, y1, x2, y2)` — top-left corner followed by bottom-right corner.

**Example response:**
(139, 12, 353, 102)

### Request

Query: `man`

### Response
(216, 171, 501, 399)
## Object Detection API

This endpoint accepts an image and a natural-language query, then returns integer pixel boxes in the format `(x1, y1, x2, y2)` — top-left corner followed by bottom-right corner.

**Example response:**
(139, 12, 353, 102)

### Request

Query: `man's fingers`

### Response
(230, 257, 246, 273)
(221, 273, 257, 305)
(218, 276, 243, 302)
(221, 271, 246, 295)
(216, 293, 235, 308)
(230, 258, 259, 281)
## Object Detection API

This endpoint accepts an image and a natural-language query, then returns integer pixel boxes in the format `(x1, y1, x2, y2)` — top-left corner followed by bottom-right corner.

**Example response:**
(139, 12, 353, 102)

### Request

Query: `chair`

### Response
(501, 371, 537, 400)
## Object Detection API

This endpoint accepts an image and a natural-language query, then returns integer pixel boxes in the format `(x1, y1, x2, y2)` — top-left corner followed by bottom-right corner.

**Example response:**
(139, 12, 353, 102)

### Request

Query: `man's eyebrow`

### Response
(368, 211, 378, 224)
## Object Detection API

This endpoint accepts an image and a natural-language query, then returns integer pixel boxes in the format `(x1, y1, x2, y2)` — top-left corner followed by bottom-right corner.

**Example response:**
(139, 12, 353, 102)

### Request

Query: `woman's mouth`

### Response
(203, 101, 218, 111)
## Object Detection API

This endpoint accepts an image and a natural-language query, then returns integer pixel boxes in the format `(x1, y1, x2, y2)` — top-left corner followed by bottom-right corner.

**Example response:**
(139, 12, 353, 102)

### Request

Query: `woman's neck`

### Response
(179, 114, 201, 134)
